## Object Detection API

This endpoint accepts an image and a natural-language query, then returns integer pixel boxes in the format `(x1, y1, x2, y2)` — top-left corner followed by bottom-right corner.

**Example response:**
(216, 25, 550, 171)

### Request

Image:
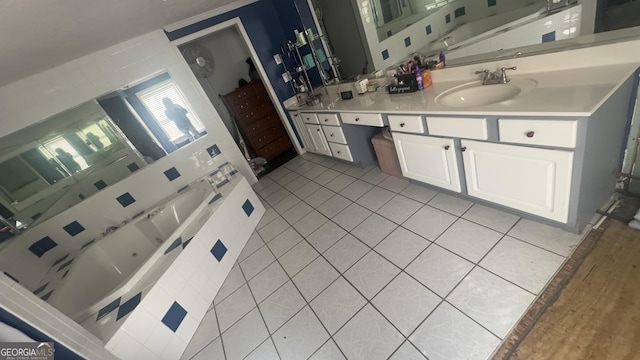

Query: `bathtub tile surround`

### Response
(127, 163, 140, 173)
(165, 237, 184, 255)
(404, 37, 411, 47)
(116, 292, 142, 320)
(94, 180, 108, 190)
(28, 236, 58, 258)
(162, 302, 188, 332)
(180, 154, 587, 360)
(97, 298, 121, 321)
(211, 240, 228, 262)
(542, 30, 557, 42)
(164, 167, 182, 182)
(243, 200, 255, 217)
(455, 7, 467, 18)
(488, 0, 497, 6)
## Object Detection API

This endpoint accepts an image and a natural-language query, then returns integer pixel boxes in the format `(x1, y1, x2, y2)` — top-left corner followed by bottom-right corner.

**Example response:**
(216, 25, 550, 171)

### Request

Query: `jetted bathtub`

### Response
(46, 179, 217, 322)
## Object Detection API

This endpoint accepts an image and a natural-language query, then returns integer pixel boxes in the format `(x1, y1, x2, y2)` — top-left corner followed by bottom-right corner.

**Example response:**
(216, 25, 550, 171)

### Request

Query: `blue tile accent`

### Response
(29, 237, 58, 258)
(454, 7, 466, 18)
(94, 180, 107, 190)
(206, 144, 221, 158)
(215, 179, 229, 189)
(97, 297, 121, 321)
(177, 185, 189, 193)
(404, 37, 411, 47)
(208, 194, 222, 205)
(52, 254, 69, 267)
(386, 30, 392, 37)
(182, 237, 193, 249)
(116, 192, 136, 208)
(62, 270, 69, 279)
(33, 283, 48, 295)
(127, 162, 140, 172)
(57, 259, 73, 272)
(30, 213, 42, 221)
(3, 272, 18, 283)
(381, 49, 389, 60)
(164, 237, 182, 255)
(542, 31, 556, 43)
(445, 14, 451, 23)
(164, 167, 181, 181)
(63, 221, 85, 237)
(116, 292, 142, 321)
(488, 0, 497, 6)
(211, 240, 227, 262)
(426, 25, 432, 35)
(40, 290, 54, 301)
(162, 302, 187, 332)
(81, 239, 95, 250)
(242, 200, 254, 217)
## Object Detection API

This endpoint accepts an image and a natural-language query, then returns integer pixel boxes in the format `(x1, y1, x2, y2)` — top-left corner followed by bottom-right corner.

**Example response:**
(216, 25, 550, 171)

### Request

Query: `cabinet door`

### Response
(393, 133, 461, 192)
(461, 140, 573, 223)
(305, 124, 331, 156)
(290, 111, 314, 151)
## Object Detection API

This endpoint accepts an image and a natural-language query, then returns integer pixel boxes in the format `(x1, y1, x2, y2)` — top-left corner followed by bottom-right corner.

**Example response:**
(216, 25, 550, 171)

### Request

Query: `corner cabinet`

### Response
(393, 133, 461, 192)
(461, 140, 573, 223)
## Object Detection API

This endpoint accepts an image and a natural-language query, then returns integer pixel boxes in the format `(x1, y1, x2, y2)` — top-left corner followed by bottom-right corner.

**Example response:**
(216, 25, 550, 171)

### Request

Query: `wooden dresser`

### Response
(223, 80, 293, 161)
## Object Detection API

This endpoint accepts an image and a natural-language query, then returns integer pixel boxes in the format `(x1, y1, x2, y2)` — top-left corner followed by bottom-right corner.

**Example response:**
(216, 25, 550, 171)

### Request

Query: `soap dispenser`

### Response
(415, 65, 424, 91)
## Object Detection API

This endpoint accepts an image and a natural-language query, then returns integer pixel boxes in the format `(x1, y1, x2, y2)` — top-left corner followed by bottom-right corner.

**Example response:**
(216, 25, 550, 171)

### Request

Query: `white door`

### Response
(461, 140, 573, 223)
(305, 124, 331, 156)
(393, 133, 461, 192)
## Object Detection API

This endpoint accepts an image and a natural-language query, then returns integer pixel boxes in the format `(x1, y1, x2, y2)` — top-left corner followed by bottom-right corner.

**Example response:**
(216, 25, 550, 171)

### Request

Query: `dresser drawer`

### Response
(329, 142, 353, 162)
(426, 117, 488, 140)
(322, 125, 347, 144)
(301, 113, 319, 124)
(340, 112, 383, 127)
(388, 115, 424, 134)
(317, 113, 340, 126)
(498, 119, 577, 148)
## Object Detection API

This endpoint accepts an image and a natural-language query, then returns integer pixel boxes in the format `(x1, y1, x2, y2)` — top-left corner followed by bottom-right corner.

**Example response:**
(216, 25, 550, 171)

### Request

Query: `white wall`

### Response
(577, 0, 597, 35)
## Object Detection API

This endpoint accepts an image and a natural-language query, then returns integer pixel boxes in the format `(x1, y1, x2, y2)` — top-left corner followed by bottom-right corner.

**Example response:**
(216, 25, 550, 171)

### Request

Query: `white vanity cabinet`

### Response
(305, 123, 332, 156)
(461, 140, 574, 223)
(393, 133, 461, 192)
(288, 110, 378, 167)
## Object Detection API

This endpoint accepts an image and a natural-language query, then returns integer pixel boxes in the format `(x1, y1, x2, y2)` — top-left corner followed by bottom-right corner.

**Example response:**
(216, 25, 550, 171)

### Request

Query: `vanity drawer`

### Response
(498, 119, 577, 148)
(329, 142, 353, 162)
(340, 112, 383, 127)
(322, 125, 347, 144)
(301, 113, 319, 124)
(426, 117, 488, 140)
(388, 115, 424, 134)
(317, 113, 341, 126)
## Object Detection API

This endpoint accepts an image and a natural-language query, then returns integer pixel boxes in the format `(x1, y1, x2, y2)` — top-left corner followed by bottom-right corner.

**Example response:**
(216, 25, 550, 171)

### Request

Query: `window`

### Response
(136, 81, 204, 143)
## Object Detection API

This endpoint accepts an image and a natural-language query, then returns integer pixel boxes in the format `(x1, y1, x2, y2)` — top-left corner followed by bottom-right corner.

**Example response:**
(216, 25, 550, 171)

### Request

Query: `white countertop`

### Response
(287, 63, 638, 117)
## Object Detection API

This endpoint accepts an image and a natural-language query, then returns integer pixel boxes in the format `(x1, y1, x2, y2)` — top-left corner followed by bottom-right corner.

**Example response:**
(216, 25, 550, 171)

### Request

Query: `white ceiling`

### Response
(0, 0, 240, 87)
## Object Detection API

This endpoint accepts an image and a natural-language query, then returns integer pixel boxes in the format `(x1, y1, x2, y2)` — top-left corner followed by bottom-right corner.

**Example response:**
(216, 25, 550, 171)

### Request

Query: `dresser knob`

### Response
(337, 151, 341, 154)
(330, 134, 334, 137)
(324, 119, 328, 122)
(355, 117, 360, 122)
(461, 147, 467, 152)
(444, 145, 450, 150)
(400, 123, 405, 127)
(526, 131, 535, 138)
(317, 129, 320, 132)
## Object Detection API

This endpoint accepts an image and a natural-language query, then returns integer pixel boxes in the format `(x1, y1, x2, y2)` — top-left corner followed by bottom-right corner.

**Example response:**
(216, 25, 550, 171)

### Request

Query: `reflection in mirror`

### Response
(0, 73, 208, 234)
(374, 0, 451, 40)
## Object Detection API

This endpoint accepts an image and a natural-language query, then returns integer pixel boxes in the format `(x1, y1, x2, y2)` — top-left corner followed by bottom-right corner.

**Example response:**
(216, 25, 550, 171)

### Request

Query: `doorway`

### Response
(172, 20, 299, 177)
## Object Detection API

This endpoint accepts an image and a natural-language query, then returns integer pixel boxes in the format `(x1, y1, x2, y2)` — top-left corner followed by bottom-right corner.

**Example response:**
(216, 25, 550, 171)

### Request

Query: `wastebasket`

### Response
(371, 133, 403, 178)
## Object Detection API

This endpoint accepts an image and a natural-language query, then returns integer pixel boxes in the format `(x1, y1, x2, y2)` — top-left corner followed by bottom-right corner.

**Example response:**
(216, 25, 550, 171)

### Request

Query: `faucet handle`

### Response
(500, 66, 517, 83)
(474, 69, 490, 75)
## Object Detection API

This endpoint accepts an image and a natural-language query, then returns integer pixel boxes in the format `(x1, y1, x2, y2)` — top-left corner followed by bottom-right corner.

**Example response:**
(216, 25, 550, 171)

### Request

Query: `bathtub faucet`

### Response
(147, 207, 164, 220)
(103, 226, 118, 235)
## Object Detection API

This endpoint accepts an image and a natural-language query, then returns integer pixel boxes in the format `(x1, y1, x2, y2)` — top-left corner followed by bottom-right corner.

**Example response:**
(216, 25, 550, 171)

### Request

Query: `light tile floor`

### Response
(181, 153, 584, 360)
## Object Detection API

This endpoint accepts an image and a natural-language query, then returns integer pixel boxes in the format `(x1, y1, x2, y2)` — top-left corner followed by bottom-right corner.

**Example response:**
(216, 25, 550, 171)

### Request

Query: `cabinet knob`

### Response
(324, 118, 328, 122)
(355, 117, 360, 122)
(317, 129, 320, 132)
(330, 134, 334, 137)
(461, 147, 467, 152)
(400, 123, 405, 127)
(337, 151, 341, 154)
(526, 131, 535, 138)
(444, 145, 450, 150)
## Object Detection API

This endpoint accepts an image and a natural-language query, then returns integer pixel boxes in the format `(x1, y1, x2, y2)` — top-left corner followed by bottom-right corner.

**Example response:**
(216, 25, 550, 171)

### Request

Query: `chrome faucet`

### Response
(475, 66, 517, 85)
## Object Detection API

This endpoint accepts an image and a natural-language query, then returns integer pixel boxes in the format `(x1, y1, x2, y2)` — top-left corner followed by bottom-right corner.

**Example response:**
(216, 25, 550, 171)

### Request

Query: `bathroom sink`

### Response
(435, 78, 537, 108)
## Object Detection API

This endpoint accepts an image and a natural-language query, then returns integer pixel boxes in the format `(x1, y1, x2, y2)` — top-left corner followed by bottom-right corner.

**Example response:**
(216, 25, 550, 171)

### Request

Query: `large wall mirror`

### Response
(0, 72, 207, 239)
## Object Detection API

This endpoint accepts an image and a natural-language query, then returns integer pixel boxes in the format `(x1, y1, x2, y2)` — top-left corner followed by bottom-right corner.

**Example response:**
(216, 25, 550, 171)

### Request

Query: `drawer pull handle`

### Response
(355, 117, 360, 122)
(526, 131, 535, 138)
(444, 145, 450, 150)
(400, 123, 405, 127)
(461, 147, 467, 152)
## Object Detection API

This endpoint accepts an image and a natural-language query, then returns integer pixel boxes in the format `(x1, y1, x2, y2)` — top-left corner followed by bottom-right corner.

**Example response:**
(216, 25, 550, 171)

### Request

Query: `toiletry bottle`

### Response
(439, 51, 446, 67)
(415, 65, 424, 91)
